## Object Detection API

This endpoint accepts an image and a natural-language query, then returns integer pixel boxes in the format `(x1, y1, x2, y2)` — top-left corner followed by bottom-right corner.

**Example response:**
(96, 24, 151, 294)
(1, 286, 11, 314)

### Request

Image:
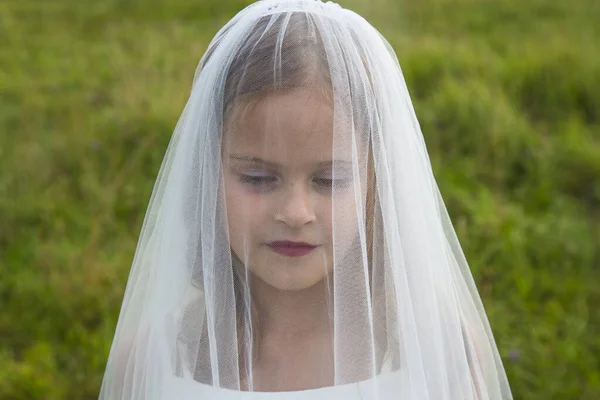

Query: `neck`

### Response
(250, 276, 333, 340)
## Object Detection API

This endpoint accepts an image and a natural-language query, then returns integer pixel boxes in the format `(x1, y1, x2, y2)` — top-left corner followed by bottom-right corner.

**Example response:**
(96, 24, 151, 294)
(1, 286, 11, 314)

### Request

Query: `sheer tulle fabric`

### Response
(99, 1, 513, 399)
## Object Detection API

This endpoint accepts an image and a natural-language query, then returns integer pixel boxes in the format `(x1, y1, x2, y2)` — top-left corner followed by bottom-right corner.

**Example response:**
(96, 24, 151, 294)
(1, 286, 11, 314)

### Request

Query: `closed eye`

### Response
(314, 178, 334, 186)
(238, 174, 278, 185)
(313, 177, 351, 188)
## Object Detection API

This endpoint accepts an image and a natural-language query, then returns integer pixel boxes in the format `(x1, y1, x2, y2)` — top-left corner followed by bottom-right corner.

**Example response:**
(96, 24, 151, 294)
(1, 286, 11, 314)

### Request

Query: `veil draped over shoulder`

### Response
(99, 1, 513, 399)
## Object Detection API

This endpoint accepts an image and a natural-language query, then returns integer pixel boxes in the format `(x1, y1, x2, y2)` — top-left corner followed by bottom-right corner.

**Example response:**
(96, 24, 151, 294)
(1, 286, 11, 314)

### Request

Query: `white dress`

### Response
(161, 355, 409, 400)
(161, 368, 408, 400)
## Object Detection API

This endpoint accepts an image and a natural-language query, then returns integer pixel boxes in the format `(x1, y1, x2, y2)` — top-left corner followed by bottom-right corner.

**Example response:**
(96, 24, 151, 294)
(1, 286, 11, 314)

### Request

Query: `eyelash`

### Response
(238, 174, 278, 185)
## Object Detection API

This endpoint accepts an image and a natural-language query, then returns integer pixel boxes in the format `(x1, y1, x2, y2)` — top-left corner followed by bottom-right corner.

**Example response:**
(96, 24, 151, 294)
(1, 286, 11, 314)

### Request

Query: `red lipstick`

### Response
(267, 241, 317, 257)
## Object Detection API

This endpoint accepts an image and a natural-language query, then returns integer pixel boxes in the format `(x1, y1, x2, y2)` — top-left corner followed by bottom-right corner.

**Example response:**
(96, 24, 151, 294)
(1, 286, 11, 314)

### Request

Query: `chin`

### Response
(254, 257, 330, 291)
(264, 278, 326, 292)
(270, 274, 327, 291)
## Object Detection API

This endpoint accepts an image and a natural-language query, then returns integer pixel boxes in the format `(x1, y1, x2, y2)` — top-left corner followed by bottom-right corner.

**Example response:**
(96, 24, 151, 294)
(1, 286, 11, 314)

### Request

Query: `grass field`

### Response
(1, 0, 599, 398)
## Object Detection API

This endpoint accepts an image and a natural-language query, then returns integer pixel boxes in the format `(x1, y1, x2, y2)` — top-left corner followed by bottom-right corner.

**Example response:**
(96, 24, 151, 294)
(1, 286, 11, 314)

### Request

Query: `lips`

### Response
(267, 241, 317, 257)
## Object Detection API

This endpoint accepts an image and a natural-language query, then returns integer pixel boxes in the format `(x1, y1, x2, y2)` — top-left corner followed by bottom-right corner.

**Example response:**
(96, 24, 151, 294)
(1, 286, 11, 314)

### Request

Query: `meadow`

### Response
(0, 0, 598, 398)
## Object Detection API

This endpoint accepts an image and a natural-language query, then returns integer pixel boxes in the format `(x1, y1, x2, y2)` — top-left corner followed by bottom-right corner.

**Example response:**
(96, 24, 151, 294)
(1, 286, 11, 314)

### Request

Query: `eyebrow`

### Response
(228, 154, 353, 168)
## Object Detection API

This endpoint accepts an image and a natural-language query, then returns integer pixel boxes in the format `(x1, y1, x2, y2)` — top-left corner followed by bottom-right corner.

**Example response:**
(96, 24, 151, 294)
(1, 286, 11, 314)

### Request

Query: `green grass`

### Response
(1, 0, 598, 398)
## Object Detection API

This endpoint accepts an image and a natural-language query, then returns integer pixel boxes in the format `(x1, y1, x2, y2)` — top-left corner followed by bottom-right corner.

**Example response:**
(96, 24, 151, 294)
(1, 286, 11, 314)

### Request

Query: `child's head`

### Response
(218, 12, 373, 292)
(100, 3, 513, 397)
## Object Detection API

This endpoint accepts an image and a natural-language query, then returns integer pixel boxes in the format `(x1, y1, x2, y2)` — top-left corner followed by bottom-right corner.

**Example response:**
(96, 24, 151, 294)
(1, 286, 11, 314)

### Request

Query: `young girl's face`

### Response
(223, 86, 365, 291)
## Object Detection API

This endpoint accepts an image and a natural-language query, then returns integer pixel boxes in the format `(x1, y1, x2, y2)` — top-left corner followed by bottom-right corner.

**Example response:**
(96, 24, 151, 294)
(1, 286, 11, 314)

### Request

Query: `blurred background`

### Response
(1, 0, 599, 398)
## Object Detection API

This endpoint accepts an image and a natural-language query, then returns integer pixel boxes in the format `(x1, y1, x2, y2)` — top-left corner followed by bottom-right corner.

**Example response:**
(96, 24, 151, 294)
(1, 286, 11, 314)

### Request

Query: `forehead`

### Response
(224, 87, 356, 167)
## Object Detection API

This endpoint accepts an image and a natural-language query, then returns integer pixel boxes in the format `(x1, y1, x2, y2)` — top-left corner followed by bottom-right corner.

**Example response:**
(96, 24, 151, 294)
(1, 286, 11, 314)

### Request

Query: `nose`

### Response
(274, 182, 316, 228)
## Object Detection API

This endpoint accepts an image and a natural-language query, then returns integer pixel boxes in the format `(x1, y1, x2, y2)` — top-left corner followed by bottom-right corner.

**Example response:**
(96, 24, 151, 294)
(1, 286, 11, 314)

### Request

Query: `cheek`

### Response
(329, 190, 365, 244)
(225, 180, 269, 240)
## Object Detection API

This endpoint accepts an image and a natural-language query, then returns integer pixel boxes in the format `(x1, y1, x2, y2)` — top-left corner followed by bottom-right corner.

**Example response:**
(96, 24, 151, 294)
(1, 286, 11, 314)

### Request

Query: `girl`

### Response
(99, 1, 513, 398)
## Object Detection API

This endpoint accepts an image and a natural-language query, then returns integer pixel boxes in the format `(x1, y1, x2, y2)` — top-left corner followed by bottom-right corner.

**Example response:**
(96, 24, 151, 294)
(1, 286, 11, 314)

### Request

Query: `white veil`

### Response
(99, 0, 513, 398)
